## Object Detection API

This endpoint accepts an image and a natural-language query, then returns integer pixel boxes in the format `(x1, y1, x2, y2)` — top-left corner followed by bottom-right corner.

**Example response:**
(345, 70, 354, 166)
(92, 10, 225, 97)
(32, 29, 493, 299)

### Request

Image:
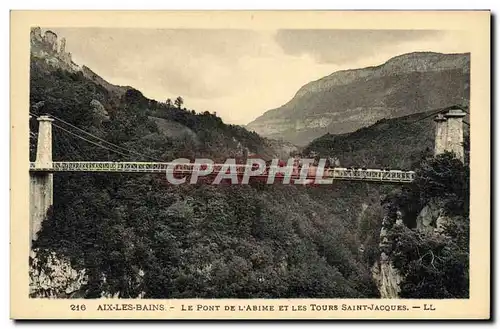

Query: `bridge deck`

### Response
(29, 162, 415, 183)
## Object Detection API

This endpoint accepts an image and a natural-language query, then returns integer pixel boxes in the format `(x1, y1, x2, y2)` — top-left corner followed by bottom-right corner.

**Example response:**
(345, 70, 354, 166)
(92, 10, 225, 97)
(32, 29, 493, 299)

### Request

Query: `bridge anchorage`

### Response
(28, 107, 467, 243)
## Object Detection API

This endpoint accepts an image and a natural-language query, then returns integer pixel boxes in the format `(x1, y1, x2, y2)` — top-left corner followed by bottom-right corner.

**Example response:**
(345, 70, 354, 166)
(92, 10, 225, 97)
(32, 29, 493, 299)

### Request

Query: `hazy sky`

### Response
(49, 28, 470, 125)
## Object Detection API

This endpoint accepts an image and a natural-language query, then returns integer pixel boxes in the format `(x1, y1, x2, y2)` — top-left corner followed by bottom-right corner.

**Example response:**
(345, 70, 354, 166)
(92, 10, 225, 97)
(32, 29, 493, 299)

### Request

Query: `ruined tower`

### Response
(43, 30, 58, 52)
(30, 115, 54, 243)
(59, 37, 66, 54)
(30, 27, 42, 43)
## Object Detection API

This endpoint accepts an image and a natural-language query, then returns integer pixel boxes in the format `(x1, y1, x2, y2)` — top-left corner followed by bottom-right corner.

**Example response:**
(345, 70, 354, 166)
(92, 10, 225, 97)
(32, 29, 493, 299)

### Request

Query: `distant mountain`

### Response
(246, 52, 470, 146)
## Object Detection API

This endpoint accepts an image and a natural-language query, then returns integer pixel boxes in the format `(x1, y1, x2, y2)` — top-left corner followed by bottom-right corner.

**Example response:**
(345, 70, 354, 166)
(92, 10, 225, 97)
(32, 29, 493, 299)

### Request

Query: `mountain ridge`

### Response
(247, 51, 470, 145)
(294, 51, 469, 97)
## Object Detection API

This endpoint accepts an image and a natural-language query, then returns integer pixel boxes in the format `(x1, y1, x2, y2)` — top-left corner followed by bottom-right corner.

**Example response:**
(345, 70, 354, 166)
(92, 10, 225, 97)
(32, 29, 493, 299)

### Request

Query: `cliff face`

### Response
(30, 27, 130, 99)
(30, 27, 81, 72)
(247, 52, 470, 145)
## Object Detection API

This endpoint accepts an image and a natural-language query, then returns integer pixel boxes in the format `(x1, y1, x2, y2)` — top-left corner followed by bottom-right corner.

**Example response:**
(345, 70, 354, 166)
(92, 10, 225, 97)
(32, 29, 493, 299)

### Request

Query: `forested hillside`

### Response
(387, 153, 470, 298)
(303, 111, 470, 298)
(29, 57, 380, 298)
(303, 109, 470, 170)
(29, 43, 470, 299)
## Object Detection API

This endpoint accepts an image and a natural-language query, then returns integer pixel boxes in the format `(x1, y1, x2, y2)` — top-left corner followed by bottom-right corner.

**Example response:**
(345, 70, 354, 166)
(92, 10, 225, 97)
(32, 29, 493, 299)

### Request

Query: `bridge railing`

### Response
(29, 162, 416, 183)
(326, 168, 415, 183)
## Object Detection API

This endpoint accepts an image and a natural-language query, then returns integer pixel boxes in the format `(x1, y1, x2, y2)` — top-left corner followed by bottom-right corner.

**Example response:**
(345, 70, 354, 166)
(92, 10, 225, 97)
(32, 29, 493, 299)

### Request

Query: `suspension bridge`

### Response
(28, 106, 467, 242)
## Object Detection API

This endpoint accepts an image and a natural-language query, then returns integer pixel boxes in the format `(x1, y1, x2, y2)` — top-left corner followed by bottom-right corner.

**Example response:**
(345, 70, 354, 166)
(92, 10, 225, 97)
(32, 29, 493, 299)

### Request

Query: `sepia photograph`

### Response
(10, 10, 490, 320)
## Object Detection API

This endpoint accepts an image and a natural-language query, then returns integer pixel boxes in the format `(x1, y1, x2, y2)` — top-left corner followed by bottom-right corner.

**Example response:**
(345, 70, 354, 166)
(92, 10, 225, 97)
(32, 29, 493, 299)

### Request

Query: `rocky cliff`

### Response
(30, 27, 130, 99)
(30, 27, 81, 72)
(247, 52, 470, 145)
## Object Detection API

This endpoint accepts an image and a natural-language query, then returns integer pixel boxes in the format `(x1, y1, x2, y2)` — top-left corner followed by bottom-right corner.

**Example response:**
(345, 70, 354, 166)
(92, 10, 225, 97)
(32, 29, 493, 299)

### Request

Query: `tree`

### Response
(166, 98, 172, 108)
(413, 152, 469, 216)
(174, 96, 184, 110)
(387, 152, 469, 298)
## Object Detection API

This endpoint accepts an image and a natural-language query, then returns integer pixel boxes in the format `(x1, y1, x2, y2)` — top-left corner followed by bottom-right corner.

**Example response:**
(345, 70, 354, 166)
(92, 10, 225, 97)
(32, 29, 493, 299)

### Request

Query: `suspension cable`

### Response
(51, 122, 131, 158)
(30, 112, 160, 161)
(49, 114, 161, 161)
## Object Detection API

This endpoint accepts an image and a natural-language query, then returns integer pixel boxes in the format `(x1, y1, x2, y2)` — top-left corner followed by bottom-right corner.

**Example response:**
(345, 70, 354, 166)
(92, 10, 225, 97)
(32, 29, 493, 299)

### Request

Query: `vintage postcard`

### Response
(10, 10, 490, 320)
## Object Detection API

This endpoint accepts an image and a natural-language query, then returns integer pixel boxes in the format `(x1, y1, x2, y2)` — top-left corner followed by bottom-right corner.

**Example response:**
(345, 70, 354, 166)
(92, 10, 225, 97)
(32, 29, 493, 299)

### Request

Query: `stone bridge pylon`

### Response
(29, 115, 54, 244)
(433, 106, 467, 162)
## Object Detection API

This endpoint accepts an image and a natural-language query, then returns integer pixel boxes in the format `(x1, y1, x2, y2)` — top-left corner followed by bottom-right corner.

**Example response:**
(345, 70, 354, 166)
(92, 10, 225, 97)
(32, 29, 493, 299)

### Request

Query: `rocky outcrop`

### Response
(416, 200, 441, 233)
(30, 248, 147, 299)
(29, 249, 87, 298)
(30, 27, 131, 98)
(372, 255, 401, 299)
(247, 52, 470, 145)
(30, 27, 43, 43)
(374, 195, 456, 297)
(416, 199, 452, 234)
(30, 27, 80, 72)
(43, 31, 58, 51)
(372, 211, 403, 298)
(90, 99, 110, 126)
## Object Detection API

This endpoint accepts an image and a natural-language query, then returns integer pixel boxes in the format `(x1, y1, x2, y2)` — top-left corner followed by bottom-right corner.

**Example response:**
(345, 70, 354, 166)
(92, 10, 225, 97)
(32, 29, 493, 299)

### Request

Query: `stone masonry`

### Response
(434, 107, 467, 162)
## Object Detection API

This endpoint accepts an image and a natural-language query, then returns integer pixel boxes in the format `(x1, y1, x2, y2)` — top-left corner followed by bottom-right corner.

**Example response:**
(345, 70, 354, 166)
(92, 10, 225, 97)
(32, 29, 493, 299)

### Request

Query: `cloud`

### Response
(51, 28, 273, 100)
(275, 29, 443, 64)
